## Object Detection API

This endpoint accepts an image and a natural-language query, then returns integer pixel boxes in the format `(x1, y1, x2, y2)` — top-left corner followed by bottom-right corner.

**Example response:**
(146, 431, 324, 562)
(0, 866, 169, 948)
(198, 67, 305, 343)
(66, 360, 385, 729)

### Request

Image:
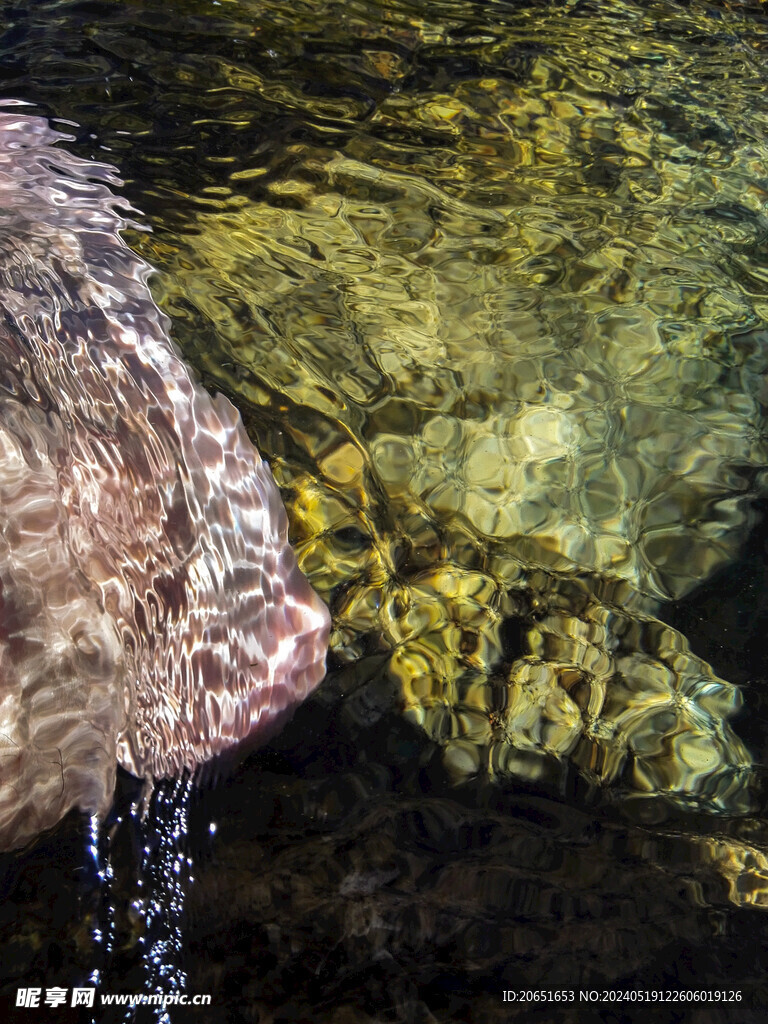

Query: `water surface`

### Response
(1, 1, 768, 1021)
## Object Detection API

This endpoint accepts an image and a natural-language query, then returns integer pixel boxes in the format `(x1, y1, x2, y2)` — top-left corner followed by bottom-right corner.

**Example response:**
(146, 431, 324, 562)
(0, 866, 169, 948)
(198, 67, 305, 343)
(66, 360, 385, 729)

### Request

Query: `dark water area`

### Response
(2, 0, 768, 1021)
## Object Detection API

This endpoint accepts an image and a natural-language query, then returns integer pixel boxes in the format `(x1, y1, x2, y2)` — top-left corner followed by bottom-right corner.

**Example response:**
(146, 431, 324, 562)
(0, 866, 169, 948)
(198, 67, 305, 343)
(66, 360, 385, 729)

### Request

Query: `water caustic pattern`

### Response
(3, 0, 768, 1014)
(159, 155, 767, 601)
(0, 108, 329, 851)
(113, 0, 768, 818)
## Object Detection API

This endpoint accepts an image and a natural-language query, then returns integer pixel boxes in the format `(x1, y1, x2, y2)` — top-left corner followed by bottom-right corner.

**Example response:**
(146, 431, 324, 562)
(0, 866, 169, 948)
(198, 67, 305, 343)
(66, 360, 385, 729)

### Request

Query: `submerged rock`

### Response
(0, 107, 330, 851)
(137, 59, 767, 817)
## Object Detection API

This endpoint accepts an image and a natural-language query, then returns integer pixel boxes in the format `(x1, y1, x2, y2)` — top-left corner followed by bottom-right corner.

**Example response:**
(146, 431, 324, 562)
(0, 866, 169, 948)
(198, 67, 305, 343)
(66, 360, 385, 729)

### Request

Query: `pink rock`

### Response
(0, 106, 330, 850)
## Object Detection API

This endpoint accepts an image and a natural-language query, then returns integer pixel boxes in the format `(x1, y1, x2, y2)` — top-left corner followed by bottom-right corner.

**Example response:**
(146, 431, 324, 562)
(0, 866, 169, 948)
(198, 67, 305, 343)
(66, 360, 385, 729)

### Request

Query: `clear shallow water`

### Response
(2, 0, 768, 1021)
